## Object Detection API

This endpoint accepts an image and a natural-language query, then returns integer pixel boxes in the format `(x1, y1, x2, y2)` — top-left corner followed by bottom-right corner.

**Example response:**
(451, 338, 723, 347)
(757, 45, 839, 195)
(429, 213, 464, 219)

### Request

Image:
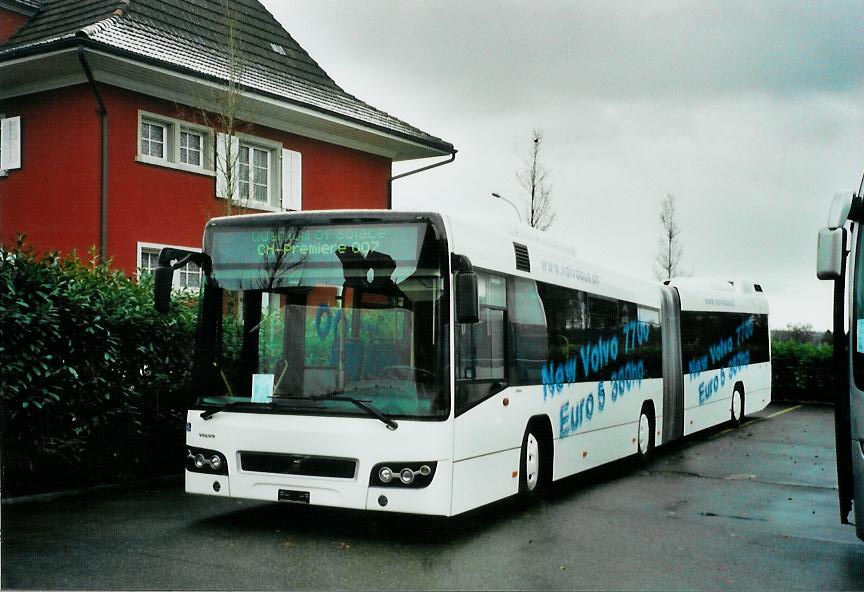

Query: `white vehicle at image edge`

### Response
(816, 169, 864, 540)
(155, 209, 771, 516)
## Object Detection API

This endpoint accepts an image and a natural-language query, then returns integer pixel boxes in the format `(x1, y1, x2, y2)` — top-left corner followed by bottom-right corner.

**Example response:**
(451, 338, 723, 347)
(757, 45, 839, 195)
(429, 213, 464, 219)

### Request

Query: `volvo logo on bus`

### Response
(290, 456, 310, 471)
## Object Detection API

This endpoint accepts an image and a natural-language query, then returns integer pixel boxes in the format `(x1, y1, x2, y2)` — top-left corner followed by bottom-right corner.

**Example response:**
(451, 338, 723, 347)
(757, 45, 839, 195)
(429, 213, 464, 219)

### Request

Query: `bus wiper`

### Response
(200, 401, 255, 420)
(273, 393, 399, 431)
(200, 398, 309, 420)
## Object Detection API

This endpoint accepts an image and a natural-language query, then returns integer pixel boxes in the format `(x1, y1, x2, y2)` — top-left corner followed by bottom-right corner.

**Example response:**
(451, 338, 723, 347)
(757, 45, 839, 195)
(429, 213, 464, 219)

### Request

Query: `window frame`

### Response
(217, 131, 285, 212)
(455, 270, 510, 414)
(0, 113, 22, 176)
(137, 241, 203, 292)
(179, 128, 205, 168)
(136, 111, 214, 177)
(140, 119, 168, 161)
(0, 112, 6, 177)
(238, 142, 272, 204)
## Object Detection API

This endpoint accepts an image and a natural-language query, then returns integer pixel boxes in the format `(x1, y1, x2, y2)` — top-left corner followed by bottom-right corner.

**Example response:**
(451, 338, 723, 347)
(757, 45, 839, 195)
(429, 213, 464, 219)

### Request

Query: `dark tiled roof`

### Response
(3, 0, 41, 12)
(0, 0, 453, 153)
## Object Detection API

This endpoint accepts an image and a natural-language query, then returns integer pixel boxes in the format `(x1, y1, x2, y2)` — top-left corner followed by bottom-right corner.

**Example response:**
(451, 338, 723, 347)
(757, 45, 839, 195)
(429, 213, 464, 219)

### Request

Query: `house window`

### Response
(140, 120, 166, 159)
(217, 132, 300, 211)
(239, 143, 271, 203)
(136, 112, 212, 175)
(180, 129, 203, 167)
(140, 249, 160, 274)
(138, 243, 202, 290)
(1, 115, 23, 174)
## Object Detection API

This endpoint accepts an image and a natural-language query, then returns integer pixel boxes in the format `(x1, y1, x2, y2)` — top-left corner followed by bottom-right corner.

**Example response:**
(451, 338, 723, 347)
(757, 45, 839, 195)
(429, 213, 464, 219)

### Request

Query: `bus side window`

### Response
(510, 278, 547, 385)
(456, 273, 507, 413)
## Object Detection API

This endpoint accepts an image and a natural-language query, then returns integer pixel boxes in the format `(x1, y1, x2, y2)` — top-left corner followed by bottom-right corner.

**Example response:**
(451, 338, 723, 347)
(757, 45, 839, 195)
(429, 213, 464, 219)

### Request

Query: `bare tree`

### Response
(200, 0, 253, 215)
(654, 194, 688, 281)
(517, 129, 555, 230)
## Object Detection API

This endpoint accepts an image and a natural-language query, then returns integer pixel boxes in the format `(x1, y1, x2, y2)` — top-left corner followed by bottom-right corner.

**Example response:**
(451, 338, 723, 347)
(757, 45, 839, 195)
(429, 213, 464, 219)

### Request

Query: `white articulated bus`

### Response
(816, 170, 864, 540)
(155, 210, 771, 516)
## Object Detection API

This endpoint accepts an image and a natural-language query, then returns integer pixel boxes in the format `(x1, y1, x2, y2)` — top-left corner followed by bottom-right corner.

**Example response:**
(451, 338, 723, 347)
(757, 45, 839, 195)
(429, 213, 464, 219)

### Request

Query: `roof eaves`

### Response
(0, 0, 41, 16)
(0, 37, 454, 155)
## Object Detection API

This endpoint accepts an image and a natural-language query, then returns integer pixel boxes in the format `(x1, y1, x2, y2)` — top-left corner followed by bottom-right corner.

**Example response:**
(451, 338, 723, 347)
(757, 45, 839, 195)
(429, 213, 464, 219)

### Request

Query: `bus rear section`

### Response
(429, 215, 773, 515)
(667, 279, 772, 436)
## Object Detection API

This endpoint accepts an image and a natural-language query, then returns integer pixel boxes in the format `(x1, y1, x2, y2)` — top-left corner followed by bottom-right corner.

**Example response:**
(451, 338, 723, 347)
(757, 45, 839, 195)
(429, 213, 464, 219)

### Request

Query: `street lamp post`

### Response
(491, 192, 522, 223)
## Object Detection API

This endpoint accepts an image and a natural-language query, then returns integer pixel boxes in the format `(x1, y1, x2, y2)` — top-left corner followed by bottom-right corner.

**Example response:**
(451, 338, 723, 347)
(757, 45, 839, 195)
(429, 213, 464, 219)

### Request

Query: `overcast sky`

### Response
(263, 0, 864, 331)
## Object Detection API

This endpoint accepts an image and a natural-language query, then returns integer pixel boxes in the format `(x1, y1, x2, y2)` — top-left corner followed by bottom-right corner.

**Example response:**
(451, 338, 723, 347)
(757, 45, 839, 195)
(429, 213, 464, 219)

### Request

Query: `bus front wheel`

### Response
(519, 429, 541, 496)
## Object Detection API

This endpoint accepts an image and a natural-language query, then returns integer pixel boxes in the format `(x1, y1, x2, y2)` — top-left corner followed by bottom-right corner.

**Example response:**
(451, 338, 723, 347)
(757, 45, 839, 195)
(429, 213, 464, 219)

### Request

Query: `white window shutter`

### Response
(281, 148, 302, 211)
(215, 132, 239, 199)
(1, 116, 22, 171)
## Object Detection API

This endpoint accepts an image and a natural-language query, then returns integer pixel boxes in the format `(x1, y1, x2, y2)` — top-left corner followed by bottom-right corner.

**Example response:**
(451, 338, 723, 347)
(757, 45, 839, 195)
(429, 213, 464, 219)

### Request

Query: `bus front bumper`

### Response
(185, 460, 453, 516)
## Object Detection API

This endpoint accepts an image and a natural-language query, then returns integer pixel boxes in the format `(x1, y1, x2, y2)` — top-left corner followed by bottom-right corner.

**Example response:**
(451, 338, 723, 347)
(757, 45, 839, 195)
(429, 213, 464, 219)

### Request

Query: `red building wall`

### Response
(0, 9, 30, 44)
(0, 83, 392, 273)
(0, 86, 102, 257)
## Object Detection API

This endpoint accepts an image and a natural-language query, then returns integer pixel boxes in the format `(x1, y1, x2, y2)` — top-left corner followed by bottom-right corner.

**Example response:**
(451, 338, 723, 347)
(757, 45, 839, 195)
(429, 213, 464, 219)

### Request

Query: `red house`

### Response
(0, 0, 454, 284)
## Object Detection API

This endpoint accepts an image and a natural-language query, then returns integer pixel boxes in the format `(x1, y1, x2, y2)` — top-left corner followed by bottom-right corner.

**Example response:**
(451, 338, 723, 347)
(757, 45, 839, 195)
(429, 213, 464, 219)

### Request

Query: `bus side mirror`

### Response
(153, 248, 212, 314)
(817, 227, 846, 280)
(154, 265, 175, 313)
(455, 271, 480, 324)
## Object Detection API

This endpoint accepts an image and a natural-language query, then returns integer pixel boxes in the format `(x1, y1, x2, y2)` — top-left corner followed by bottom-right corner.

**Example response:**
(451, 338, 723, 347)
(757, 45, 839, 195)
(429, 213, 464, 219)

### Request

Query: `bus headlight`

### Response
(186, 446, 229, 475)
(370, 462, 437, 489)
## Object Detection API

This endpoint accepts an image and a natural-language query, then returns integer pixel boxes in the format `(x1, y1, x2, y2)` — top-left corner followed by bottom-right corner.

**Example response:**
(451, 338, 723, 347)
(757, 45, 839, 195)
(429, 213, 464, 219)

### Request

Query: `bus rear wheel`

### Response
(636, 408, 655, 464)
(731, 387, 745, 427)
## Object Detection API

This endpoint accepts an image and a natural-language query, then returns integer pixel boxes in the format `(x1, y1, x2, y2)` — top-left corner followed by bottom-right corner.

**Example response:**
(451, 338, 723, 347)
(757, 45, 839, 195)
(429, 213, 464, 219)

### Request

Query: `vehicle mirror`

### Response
(154, 265, 174, 313)
(456, 271, 479, 324)
(817, 227, 846, 280)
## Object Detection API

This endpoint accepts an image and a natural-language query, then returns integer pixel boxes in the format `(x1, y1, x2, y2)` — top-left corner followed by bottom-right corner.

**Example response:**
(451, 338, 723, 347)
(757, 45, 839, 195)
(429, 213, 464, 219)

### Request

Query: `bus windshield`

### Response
(195, 219, 449, 420)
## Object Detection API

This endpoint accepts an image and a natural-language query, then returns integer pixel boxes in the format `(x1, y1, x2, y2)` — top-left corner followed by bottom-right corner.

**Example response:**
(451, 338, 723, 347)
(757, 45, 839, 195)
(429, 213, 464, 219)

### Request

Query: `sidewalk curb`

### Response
(1, 473, 183, 506)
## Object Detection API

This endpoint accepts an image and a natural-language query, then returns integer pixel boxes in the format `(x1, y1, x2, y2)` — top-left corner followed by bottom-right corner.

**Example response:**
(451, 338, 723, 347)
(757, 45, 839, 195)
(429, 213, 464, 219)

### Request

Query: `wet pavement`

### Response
(2, 403, 862, 590)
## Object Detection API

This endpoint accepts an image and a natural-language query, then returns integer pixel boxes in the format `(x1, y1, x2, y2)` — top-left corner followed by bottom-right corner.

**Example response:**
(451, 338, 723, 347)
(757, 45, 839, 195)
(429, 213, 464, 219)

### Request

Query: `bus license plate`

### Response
(278, 489, 310, 504)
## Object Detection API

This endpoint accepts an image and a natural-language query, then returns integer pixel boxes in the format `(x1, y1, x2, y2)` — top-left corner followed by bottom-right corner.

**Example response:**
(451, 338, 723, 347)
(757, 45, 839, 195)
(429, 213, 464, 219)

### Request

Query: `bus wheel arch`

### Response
(637, 401, 656, 463)
(519, 416, 553, 496)
(731, 382, 746, 427)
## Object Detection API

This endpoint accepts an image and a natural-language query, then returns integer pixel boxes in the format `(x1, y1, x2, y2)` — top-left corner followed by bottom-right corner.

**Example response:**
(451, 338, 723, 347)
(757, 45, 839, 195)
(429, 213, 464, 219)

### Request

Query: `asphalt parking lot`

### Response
(2, 402, 862, 590)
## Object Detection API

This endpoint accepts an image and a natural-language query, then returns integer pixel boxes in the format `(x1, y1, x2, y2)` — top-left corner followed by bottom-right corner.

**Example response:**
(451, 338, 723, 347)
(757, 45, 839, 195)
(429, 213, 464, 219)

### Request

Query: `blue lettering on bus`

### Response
(559, 397, 587, 437)
(698, 375, 721, 404)
(688, 315, 758, 392)
(542, 356, 578, 400)
(735, 316, 754, 345)
(709, 338, 734, 364)
(688, 355, 708, 380)
(315, 303, 332, 340)
(622, 321, 650, 354)
(579, 336, 619, 378)
(558, 360, 646, 438)
(727, 350, 750, 378)
(610, 360, 644, 401)
(597, 381, 606, 411)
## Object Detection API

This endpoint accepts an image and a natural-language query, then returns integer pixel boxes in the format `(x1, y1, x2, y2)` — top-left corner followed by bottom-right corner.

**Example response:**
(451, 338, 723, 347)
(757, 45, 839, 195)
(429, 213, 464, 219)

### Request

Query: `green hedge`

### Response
(771, 340, 834, 403)
(0, 240, 197, 496)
